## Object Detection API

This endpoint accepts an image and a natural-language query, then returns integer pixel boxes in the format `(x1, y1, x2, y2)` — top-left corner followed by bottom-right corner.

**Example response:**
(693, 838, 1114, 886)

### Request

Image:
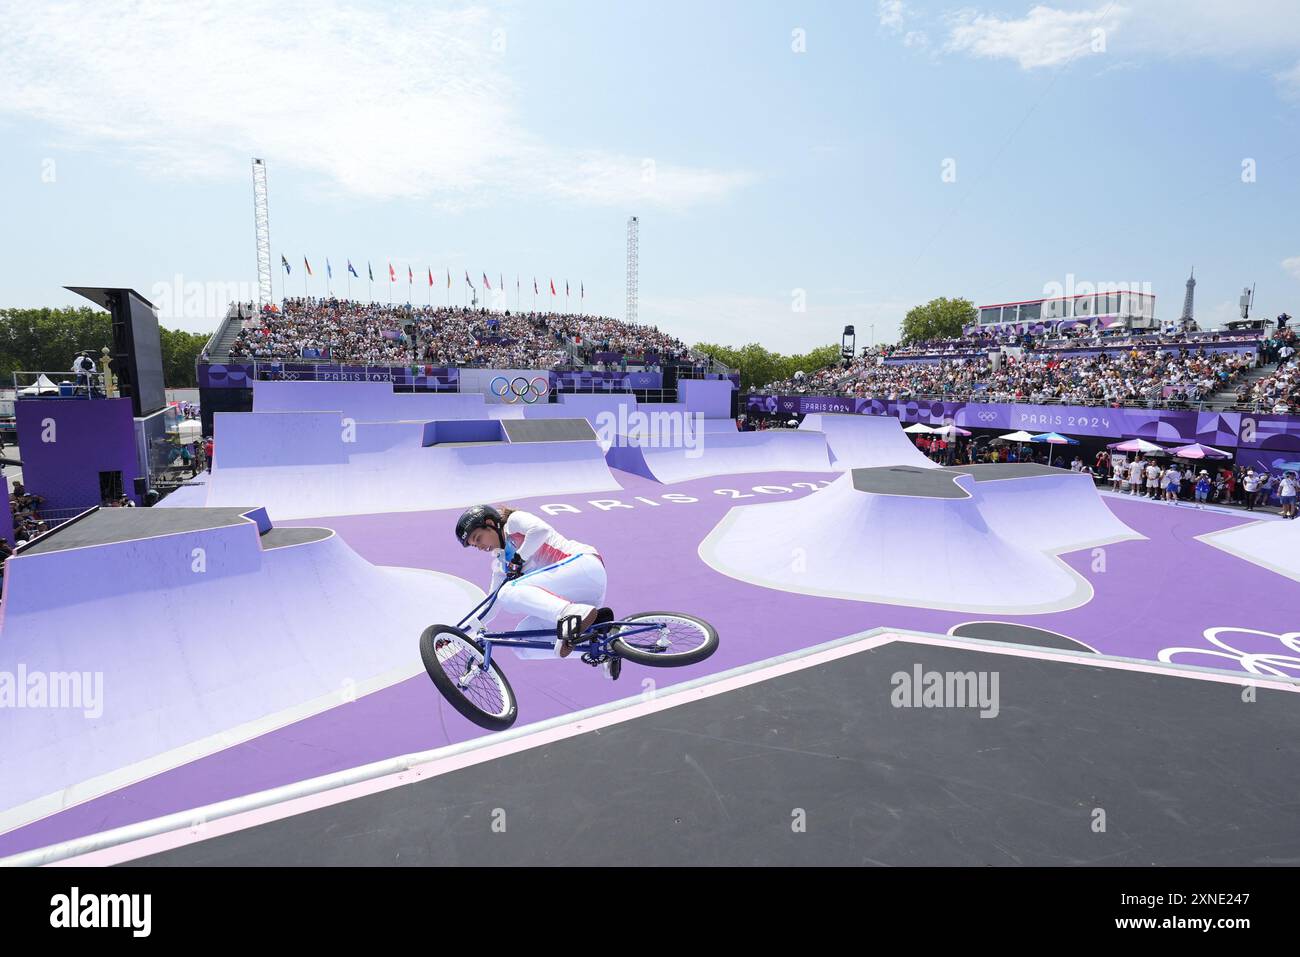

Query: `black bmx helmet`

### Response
(455, 504, 503, 548)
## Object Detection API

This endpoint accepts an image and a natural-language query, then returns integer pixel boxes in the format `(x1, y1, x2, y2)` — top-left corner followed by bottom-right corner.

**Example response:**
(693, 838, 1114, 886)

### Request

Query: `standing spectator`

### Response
(71, 351, 97, 391)
(1223, 468, 1236, 505)
(1162, 463, 1181, 502)
(204, 436, 214, 472)
(1278, 471, 1297, 519)
(1194, 470, 1212, 508)
(1242, 469, 1259, 511)
(1144, 459, 1161, 499)
(1255, 470, 1273, 510)
(1128, 458, 1145, 496)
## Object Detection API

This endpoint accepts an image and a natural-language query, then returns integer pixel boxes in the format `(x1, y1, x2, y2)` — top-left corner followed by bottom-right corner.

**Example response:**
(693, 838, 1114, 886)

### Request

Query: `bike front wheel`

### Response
(610, 612, 719, 667)
(420, 625, 518, 731)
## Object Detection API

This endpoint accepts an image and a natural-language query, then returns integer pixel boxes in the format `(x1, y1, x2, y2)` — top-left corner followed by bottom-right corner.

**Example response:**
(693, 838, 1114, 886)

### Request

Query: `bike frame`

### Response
(454, 562, 665, 674)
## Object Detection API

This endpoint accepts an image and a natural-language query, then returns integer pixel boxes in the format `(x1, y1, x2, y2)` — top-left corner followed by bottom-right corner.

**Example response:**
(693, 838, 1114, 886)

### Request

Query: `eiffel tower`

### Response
(1179, 267, 1197, 331)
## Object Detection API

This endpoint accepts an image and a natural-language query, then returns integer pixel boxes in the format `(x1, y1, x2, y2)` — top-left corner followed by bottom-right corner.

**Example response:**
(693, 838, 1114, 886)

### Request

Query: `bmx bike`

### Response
(420, 570, 718, 730)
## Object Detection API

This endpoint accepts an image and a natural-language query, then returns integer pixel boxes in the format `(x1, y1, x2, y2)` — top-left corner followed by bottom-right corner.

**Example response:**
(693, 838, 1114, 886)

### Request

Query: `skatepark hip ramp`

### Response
(698, 463, 1141, 613)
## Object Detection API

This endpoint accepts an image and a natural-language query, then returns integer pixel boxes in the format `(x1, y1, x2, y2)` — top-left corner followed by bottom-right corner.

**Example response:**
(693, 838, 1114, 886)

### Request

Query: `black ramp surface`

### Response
(949, 621, 1096, 653)
(502, 418, 598, 443)
(19, 507, 260, 554)
(260, 527, 333, 549)
(947, 462, 1067, 482)
(851, 466, 968, 498)
(132, 640, 1300, 866)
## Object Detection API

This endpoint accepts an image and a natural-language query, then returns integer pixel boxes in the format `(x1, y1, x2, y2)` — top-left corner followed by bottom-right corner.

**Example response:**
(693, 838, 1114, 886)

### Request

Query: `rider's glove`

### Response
(504, 555, 525, 581)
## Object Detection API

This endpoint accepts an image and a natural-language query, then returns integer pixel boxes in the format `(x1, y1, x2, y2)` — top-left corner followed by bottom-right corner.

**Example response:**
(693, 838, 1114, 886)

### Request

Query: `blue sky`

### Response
(1, 0, 1299, 353)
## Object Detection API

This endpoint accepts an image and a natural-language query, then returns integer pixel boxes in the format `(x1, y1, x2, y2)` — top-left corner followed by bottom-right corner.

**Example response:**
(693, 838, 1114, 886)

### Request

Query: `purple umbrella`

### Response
(1168, 443, 1231, 460)
(1108, 438, 1168, 454)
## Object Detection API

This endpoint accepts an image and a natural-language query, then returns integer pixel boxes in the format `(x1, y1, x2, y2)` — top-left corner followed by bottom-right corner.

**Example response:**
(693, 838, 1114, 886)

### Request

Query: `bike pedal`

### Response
(557, 614, 583, 641)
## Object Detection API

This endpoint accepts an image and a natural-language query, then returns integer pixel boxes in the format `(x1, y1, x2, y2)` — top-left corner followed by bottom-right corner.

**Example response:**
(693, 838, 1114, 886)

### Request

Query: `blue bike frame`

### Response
(454, 561, 665, 673)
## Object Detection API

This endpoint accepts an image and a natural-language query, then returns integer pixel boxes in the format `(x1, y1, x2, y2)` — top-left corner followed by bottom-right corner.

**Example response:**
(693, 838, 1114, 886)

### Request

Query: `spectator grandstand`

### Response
(763, 328, 1283, 411)
(223, 298, 697, 369)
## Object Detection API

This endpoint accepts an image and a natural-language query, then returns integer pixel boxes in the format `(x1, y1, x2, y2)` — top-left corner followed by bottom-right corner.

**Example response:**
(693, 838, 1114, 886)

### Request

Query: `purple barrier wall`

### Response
(252, 380, 486, 420)
(552, 370, 663, 391)
(198, 362, 459, 391)
(679, 379, 734, 419)
(14, 399, 142, 510)
(744, 394, 1266, 450)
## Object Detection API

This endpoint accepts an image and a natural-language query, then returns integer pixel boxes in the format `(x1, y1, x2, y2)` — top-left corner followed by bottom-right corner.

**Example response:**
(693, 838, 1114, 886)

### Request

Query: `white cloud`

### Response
(891, 2, 1300, 82)
(1277, 62, 1300, 100)
(944, 4, 1122, 70)
(0, 0, 753, 210)
(1283, 257, 1300, 280)
(879, 1, 906, 32)
(903, 31, 930, 49)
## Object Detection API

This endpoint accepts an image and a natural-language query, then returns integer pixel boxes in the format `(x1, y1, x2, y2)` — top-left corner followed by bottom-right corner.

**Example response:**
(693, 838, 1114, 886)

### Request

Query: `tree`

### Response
(693, 341, 843, 391)
(0, 307, 208, 388)
(899, 297, 977, 345)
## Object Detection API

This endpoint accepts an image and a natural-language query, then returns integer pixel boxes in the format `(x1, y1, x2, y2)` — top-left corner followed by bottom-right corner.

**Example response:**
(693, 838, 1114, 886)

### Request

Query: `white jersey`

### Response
(487, 510, 600, 593)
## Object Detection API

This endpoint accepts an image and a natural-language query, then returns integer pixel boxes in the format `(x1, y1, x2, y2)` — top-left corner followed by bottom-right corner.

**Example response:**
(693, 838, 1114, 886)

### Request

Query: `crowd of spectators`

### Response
(8, 480, 49, 546)
(227, 298, 697, 370)
(765, 341, 1260, 408)
(1238, 328, 1299, 412)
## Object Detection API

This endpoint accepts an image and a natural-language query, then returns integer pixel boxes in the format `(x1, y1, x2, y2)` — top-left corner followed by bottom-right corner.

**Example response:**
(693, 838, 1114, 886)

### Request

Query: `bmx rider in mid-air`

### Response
(455, 504, 614, 667)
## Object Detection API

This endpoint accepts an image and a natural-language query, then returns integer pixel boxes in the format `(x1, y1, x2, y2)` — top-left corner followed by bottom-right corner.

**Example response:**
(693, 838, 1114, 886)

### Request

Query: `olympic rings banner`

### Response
(488, 373, 551, 405)
(743, 394, 1300, 452)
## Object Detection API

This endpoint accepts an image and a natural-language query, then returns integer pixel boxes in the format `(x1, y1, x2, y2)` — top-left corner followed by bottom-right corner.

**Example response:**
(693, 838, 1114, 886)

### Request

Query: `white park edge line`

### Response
(5, 626, 1297, 868)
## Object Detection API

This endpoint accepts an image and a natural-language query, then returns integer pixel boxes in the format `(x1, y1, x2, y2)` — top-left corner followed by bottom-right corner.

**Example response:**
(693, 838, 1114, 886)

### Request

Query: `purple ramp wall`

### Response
(0, 515, 482, 833)
(14, 399, 141, 510)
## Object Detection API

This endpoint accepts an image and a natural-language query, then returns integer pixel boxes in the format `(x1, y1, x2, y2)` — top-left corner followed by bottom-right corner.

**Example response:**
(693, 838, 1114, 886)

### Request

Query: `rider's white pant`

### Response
(495, 555, 608, 660)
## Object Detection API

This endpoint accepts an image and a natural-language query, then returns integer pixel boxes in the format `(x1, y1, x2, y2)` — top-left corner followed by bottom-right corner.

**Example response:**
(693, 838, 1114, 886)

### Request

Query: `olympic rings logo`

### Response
(1158, 627, 1300, 678)
(977, 411, 997, 422)
(490, 375, 551, 404)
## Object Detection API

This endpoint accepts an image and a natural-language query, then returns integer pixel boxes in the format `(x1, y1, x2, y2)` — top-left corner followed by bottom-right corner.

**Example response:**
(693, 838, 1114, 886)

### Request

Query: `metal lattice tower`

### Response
(253, 158, 273, 307)
(1180, 266, 1196, 323)
(626, 215, 639, 325)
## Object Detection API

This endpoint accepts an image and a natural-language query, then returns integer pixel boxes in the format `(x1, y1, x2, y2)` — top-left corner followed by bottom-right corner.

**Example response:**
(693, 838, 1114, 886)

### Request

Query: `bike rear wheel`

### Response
(420, 625, 518, 730)
(610, 612, 718, 667)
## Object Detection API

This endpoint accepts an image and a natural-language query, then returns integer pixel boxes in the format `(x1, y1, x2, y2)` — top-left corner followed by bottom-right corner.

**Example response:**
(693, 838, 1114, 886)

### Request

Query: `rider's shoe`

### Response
(554, 605, 613, 658)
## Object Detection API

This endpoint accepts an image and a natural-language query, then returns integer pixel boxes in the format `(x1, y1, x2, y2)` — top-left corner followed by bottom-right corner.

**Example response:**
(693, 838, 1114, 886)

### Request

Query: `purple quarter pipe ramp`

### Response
(798, 412, 937, 470)
(0, 507, 481, 836)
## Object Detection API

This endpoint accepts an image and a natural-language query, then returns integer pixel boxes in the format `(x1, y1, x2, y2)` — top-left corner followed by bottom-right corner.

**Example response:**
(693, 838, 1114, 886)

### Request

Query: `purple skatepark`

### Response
(3, 387, 1300, 866)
